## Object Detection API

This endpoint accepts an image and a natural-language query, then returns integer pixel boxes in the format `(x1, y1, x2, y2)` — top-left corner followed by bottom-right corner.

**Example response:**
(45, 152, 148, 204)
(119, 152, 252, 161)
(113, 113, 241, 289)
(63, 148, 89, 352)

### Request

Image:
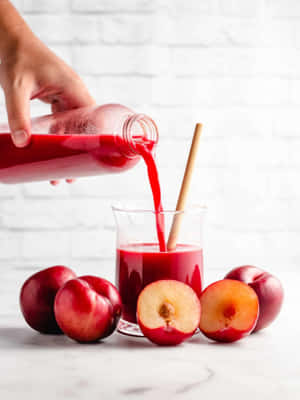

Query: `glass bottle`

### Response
(0, 103, 158, 184)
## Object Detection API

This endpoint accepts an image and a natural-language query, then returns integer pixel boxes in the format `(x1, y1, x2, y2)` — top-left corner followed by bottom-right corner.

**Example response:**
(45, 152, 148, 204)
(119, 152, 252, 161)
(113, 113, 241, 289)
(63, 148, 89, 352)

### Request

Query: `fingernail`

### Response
(12, 130, 30, 147)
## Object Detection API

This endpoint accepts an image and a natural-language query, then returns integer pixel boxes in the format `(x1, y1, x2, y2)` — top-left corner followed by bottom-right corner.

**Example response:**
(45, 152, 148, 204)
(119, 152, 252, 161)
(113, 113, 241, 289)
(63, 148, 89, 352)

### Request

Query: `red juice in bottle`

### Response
(0, 133, 141, 183)
(0, 104, 158, 184)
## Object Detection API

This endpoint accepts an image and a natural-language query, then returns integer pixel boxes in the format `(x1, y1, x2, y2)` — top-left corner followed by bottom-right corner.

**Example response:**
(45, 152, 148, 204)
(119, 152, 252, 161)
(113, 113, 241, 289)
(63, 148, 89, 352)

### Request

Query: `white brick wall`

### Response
(1, 0, 299, 286)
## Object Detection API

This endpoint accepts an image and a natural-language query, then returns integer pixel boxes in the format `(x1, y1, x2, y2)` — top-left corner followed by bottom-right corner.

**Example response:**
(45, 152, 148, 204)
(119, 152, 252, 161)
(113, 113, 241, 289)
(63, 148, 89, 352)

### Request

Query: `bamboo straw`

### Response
(167, 123, 203, 251)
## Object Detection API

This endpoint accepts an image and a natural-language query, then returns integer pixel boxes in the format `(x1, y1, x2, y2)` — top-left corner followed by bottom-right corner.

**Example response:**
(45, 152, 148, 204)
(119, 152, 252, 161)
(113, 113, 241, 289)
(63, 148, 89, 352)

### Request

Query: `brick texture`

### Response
(1, 0, 299, 274)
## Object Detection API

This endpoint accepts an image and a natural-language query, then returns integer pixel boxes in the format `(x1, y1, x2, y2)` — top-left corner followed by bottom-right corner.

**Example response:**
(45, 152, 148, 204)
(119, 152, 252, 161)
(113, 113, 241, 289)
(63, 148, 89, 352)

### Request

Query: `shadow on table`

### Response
(0, 326, 254, 350)
(0, 326, 153, 350)
(188, 329, 265, 347)
(0, 327, 78, 349)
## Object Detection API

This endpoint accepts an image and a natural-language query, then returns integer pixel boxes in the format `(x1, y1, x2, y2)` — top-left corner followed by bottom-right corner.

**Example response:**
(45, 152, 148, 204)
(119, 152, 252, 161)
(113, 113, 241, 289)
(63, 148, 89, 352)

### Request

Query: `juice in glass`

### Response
(116, 243, 203, 323)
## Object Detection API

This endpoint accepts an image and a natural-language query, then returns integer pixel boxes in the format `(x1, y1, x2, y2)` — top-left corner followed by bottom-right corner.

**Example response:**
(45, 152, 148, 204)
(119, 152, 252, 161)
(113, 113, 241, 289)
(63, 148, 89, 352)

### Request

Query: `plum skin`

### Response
(20, 265, 76, 334)
(225, 266, 284, 332)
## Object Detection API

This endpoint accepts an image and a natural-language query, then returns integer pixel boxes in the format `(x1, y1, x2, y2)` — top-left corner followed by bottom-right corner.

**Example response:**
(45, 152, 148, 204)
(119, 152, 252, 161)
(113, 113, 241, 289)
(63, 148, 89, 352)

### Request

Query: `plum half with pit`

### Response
(199, 279, 259, 342)
(137, 280, 201, 346)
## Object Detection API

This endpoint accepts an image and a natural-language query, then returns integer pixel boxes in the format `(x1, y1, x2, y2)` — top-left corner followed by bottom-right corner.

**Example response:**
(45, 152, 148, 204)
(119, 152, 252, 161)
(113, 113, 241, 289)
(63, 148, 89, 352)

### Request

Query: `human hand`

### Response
(1, 36, 95, 183)
(0, 2, 95, 184)
(0, 30, 95, 145)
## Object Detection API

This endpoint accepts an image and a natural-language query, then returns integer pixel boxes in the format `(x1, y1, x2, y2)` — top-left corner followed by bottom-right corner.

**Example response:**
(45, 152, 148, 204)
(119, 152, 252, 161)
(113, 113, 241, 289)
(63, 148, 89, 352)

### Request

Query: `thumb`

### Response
(5, 87, 31, 147)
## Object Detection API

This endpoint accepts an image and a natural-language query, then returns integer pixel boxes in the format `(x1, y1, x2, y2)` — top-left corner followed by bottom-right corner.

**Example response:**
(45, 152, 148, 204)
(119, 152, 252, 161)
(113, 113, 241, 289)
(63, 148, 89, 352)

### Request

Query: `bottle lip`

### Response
(122, 113, 159, 156)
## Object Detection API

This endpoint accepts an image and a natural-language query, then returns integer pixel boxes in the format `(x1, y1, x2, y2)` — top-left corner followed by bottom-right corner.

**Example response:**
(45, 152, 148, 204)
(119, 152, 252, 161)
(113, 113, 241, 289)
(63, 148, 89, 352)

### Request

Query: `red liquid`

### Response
(0, 133, 141, 183)
(116, 139, 204, 325)
(136, 143, 166, 252)
(116, 243, 203, 323)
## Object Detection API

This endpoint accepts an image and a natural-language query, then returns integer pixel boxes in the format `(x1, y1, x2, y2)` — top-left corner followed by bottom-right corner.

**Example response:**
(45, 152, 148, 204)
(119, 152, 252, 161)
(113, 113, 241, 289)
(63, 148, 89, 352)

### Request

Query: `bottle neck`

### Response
(122, 113, 158, 156)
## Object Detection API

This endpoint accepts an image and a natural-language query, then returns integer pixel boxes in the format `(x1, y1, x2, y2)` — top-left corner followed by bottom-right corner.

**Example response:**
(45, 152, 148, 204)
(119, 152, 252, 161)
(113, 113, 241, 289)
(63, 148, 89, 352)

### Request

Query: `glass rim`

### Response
(112, 203, 207, 215)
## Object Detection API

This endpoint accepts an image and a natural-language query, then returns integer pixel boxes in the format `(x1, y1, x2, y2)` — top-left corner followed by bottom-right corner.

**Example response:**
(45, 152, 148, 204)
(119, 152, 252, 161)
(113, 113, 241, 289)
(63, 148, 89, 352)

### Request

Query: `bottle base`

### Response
(117, 318, 144, 337)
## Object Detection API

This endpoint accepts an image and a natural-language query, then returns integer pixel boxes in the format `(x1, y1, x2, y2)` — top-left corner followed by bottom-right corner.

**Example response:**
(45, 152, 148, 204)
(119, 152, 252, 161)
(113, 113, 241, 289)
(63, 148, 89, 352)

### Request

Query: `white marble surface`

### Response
(0, 270, 299, 400)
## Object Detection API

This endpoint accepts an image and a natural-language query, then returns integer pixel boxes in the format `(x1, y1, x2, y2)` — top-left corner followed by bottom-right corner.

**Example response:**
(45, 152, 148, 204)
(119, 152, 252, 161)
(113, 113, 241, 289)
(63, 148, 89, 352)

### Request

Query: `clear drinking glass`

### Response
(113, 203, 206, 336)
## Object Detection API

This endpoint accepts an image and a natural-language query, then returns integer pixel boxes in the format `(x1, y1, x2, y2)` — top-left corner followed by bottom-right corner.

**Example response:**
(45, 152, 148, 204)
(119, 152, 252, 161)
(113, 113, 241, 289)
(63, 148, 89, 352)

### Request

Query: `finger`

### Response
(66, 179, 75, 184)
(5, 85, 31, 148)
(51, 78, 95, 113)
(50, 180, 60, 186)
